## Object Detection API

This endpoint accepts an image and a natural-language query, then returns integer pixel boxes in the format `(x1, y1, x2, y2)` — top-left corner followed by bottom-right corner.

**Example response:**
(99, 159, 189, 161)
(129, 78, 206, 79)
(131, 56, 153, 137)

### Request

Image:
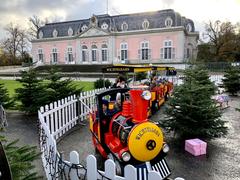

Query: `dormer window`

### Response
(38, 30, 43, 39)
(121, 22, 128, 31)
(68, 27, 73, 36)
(101, 22, 108, 30)
(142, 19, 149, 30)
(186, 23, 192, 32)
(52, 29, 58, 38)
(81, 24, 88, 32)
(165, 17, 173, 27)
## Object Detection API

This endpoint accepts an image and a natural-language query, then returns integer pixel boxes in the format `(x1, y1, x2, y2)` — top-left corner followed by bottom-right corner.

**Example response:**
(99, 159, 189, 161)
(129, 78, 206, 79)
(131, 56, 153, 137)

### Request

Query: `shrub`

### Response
(222, 67, 240, 96)
(94, 78, 112, 89)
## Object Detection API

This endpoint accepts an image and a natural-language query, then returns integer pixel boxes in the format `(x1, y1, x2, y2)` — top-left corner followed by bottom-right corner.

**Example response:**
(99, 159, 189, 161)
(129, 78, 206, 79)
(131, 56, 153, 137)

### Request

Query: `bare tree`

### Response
(28, 15, 47, 38)
(1, 23, 29, 62)
(18, 29, 30, 59)
(204, 20, 237, 61)
(2, 23, 22, 60)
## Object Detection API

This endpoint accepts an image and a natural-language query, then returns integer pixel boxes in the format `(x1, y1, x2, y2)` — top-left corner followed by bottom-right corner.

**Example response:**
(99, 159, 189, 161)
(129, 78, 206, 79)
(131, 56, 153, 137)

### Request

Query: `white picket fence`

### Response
(38, 88, 103, 141)
(38, 87, 177, 180)
(164, 74, 224, 86)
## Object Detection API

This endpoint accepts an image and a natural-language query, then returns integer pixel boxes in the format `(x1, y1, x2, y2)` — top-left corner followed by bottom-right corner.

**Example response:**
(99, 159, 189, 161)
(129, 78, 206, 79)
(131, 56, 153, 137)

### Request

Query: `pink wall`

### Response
(32, 30, 184, 64)
(115, 31, 181, 63)
(33, 40, 77, 64)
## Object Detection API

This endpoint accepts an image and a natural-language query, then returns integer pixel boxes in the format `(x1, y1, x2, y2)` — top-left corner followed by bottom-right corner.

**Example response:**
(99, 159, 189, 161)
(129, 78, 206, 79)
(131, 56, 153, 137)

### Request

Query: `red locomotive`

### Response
(89, 87, 171, 179)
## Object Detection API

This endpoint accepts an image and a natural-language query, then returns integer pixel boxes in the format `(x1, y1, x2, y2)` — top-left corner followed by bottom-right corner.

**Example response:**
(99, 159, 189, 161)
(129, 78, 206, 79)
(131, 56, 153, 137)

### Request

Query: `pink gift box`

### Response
(185, 138, 207, 156)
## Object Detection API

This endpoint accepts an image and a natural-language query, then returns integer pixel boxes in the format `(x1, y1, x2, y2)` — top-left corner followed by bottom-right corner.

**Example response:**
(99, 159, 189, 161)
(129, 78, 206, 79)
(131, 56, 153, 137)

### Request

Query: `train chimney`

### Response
(129, 88, 150, 123)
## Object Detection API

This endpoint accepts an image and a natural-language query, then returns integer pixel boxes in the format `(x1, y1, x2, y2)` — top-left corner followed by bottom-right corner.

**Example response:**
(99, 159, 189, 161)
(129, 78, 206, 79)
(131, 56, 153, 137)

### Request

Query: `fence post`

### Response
(69, 151, 80, 180)
(105, 159, 116, 179)
(87, 155, 98, 180)
(124, 165, 137, 180)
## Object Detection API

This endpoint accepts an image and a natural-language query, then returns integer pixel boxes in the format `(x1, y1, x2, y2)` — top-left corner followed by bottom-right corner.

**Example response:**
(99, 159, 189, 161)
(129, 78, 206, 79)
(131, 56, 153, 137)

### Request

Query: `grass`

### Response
(0, 79, 94, 98)
(0, 79, 22, 97)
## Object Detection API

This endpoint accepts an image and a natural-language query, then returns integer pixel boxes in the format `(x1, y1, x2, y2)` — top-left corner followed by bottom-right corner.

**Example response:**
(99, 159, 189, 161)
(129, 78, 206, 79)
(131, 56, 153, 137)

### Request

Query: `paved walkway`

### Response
(2, 97, 240, 179)
(1, 112, 45, 178)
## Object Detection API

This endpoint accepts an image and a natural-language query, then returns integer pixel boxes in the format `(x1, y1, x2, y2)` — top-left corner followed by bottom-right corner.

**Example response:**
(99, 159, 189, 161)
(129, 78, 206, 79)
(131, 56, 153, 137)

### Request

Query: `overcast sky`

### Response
(0, 0, 240, 40)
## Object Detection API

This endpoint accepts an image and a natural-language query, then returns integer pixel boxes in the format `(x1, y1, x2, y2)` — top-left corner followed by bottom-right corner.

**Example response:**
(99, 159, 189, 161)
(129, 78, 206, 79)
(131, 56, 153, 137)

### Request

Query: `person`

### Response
(113, 93, 122, 111)
(112, 76, 127, 89)
(102, 99, 109, 116)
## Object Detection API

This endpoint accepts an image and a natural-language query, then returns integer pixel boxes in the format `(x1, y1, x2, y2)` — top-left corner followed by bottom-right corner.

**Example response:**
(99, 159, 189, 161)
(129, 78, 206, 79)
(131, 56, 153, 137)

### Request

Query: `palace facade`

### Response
(32, 9, 199, 67)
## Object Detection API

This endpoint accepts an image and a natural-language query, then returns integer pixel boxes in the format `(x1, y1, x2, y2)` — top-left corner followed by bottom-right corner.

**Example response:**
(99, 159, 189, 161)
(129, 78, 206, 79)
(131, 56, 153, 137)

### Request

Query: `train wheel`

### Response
(95, 148, 104, 170)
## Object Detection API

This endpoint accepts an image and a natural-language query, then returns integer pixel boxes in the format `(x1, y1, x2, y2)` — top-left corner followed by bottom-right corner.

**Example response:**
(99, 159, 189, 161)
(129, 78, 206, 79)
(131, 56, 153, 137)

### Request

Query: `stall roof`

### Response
(102, 64, 176, 73)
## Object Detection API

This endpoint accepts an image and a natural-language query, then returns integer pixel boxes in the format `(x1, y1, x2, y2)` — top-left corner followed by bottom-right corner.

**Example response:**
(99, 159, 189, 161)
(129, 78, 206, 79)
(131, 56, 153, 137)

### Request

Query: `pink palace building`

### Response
(32, 9, 199, 67)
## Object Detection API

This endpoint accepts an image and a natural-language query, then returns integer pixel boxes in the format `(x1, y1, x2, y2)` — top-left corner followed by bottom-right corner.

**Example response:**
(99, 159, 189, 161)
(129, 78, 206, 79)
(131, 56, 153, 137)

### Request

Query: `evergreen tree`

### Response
(0, 83, 13, 108)
(160, 67, 227, 140)
(0, 130, 40, 179)
(15, 69, 48, 114)
(45, 68, 82, 103)
(94, 78, 112, 89)
(222, 67, 240, 96)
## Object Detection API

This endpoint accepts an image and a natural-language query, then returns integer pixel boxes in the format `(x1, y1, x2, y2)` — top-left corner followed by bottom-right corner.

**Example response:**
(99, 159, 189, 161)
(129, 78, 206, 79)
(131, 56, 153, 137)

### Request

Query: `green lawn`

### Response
(0, 79, 94, 97)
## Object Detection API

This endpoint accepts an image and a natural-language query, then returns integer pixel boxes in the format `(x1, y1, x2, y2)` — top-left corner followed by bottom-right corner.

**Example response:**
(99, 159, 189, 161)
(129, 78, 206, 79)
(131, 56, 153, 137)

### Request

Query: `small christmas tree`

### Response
(0, 83, 13, 108)
(222, 67, 240, 96)
(45, 67, 83, 103)
(0, 130, 40, 179)
(160, 67, 228, 140)
(15, 68, 49, 114)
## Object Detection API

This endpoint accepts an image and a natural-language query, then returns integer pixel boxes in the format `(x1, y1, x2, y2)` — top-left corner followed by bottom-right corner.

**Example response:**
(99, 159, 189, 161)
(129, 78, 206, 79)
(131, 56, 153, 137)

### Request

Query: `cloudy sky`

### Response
(0, 0, 240, 40)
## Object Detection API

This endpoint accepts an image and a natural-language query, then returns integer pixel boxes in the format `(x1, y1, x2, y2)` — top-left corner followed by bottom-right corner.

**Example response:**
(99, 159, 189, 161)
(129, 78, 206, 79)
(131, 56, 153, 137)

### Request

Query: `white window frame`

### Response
(161, 40, 175, 60)
(91, 45, 98, 62)
(165, 17, 173, 27)
(66, 47, 74, 63)
(82, 45, 88, 62)
(101, 22, 108, 30)
(81, 24, 88, 32)
(139, 41, 150, 61)
(101, 44, 108, 62)
(51, 48, 58, 63)
(121, 22, 128, 31)
(120, 43, 128, 61)
(142, 19, 149, 30)
(38, 48, 44, 62)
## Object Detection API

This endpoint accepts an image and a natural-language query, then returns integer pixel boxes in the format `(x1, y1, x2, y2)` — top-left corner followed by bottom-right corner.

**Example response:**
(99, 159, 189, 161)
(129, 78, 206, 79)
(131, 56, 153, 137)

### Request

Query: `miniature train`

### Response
(89, 87, 171, 179)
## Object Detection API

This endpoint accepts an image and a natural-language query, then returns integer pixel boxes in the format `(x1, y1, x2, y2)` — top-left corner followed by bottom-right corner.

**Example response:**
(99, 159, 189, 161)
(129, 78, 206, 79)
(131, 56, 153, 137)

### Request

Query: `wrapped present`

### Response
(185, 138, 207, 156)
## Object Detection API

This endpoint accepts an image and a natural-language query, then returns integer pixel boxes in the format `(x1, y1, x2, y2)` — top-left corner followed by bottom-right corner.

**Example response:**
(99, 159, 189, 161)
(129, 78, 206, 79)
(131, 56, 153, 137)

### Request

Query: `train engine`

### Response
(89, 87, 171, 179)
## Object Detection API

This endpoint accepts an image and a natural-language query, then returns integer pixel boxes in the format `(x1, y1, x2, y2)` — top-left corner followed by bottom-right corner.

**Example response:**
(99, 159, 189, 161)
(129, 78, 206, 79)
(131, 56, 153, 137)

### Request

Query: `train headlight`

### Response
(141, 90, 151, 100)
(163, 143, 170, 153)
(122, 151, 131, 162)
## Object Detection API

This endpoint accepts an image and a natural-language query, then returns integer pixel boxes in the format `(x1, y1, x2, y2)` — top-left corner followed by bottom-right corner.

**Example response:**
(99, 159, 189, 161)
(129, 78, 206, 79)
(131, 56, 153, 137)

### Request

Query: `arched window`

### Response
(142, 19, 149, 30)
(101, 44, 108, 62)
(81, 24, 88, 32)
(139, 41, 151, 60)
(101, 22, 109, 30)
(68, 27, 73, 36)
(51, 48, 58, 63)
(165, 17, 173, 27)
(82, 45, 88, 62)
(38, 31, 43, 39)
(52, 29, 58, 38)
(160, 40, 175, 60)
(91, 45, 98, 62)
(120, 43, 128, 61)
(121, 22, 128, 31)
